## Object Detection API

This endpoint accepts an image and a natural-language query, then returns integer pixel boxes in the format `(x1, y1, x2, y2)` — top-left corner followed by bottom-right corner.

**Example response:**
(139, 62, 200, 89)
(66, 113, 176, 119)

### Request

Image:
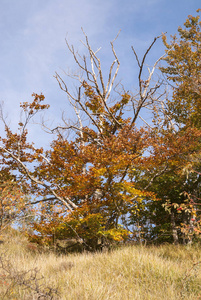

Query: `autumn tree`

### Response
(2, 12, 200, 248)
(161, 9, 201, 128)
(0, 168, 28, 233)
(143, 10, 201, 244)
(0, 31, 166, 250)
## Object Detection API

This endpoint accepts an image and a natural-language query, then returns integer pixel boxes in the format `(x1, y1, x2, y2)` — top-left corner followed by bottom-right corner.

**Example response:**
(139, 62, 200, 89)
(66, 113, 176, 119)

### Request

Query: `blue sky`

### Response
(0, 0, 200, 145)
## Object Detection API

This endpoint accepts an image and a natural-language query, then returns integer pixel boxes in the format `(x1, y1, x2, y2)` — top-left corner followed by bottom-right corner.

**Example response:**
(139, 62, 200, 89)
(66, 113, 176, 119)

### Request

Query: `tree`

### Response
(0, 32, 165, 249)
(0, 169, 27, 233)
(147, 10, 201, 244)
(2, 13, 200, 248)
(161, 9, 201, 128)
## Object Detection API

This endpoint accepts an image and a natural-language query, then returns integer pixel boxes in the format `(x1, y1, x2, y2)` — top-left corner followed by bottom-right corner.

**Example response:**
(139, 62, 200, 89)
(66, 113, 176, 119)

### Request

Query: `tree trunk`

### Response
(171, 210, 179, 245)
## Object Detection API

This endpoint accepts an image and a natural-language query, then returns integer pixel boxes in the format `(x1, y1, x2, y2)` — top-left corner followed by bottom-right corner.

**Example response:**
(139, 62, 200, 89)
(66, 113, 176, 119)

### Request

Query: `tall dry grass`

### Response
(0, 230, 200, 299)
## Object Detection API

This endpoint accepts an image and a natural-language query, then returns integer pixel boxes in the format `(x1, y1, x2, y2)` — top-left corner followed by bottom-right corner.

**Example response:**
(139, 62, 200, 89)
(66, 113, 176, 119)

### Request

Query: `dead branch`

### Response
(0, 145, 77, 211)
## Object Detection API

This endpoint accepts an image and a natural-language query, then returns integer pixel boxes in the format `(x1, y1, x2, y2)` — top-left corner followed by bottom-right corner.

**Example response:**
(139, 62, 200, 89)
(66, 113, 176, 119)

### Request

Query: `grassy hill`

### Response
(0, 230, 200, 299)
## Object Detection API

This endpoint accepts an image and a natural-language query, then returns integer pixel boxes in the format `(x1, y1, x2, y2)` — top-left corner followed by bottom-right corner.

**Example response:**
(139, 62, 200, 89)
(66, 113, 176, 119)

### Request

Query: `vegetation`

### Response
(0, 230, 200, 299)
(0, 11, 200, 252)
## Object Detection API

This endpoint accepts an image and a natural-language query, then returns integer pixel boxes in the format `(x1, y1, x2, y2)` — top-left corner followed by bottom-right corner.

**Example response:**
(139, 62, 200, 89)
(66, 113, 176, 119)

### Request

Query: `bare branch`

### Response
(0, 145, 77, 211)
(30, 197, 57, 205)
(144, 164, 169, 190)
(131, 46, 140, 68)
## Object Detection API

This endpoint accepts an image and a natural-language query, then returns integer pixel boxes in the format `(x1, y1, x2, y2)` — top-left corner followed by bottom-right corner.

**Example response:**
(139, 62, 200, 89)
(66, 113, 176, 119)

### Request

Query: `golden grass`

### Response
(0, 231, 201, 299)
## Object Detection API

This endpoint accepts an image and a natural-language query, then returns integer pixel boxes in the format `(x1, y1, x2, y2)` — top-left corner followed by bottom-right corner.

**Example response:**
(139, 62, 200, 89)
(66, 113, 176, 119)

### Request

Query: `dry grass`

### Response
(0, 230, 201, 299)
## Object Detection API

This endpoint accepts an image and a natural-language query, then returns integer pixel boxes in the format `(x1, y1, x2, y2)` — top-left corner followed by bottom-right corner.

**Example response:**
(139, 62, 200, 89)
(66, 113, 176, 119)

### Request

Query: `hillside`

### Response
(0, 231, 200, 299)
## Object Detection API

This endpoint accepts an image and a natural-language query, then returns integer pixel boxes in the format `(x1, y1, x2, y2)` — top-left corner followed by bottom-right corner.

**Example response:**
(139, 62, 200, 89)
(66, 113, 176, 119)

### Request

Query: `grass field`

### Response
(0, 230, 201, 299)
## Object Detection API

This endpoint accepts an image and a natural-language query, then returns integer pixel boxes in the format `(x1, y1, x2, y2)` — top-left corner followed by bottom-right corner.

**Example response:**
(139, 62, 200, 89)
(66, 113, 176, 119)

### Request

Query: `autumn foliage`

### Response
(0, 11, 201, 250)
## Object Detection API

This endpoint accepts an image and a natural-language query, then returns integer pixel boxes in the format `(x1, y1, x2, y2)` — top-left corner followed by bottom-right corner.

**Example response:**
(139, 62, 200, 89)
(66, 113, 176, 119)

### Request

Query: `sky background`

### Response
(0, 0, 200, 146)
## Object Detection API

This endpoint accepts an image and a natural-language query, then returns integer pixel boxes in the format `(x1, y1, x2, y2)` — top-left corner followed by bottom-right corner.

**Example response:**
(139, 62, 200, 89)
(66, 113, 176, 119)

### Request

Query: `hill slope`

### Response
(0, 232, 200, 299)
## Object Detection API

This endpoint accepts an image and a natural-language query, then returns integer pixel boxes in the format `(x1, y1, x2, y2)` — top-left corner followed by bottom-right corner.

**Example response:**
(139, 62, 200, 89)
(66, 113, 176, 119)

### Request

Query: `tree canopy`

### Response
(0, 10, 200, 251)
